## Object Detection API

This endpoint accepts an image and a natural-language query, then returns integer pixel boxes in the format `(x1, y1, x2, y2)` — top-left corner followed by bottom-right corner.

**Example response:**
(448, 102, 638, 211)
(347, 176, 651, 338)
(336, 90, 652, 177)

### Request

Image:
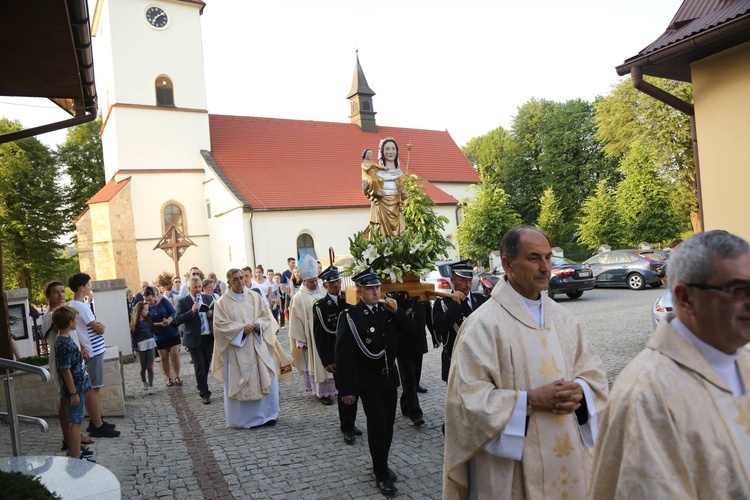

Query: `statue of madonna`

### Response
(361, 138, 408, 237)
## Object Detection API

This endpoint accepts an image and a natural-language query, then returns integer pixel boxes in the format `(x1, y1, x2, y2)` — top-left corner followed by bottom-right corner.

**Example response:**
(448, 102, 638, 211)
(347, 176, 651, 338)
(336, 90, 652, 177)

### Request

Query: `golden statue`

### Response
(361, 138, 408, 237)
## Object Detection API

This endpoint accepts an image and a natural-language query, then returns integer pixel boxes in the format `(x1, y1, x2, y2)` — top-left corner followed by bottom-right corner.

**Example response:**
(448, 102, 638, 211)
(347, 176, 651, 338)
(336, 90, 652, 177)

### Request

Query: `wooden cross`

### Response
(153, 224, 196, 279)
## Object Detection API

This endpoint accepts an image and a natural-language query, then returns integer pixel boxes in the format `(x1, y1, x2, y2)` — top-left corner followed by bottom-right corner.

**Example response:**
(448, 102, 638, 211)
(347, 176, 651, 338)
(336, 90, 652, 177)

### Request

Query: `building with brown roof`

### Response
(617, 0, 750, 241)
(76, 0, 477, 288)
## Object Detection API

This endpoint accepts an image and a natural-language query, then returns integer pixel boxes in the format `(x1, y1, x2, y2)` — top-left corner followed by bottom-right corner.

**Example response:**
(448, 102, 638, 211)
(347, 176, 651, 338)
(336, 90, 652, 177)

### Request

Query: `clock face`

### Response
(145, 6, 169, 29)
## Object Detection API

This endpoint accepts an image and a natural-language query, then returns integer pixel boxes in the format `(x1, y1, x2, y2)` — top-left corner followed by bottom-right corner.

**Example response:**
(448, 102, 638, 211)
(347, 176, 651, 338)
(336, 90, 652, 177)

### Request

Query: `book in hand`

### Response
(199, 303, 211, 313)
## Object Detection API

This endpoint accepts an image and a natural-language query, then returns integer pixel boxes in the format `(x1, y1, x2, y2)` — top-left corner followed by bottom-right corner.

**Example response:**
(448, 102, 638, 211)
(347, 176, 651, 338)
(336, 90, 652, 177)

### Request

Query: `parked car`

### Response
(547, 257, 596, 299)
(422, 261, 455, 293)
(651, 290, 674, 328)
(583, 250, 665, 290)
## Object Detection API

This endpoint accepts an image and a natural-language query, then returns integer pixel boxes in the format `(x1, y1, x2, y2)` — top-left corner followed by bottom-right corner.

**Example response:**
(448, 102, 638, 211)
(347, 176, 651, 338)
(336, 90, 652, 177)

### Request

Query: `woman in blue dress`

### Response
(143, 286, 182, 386)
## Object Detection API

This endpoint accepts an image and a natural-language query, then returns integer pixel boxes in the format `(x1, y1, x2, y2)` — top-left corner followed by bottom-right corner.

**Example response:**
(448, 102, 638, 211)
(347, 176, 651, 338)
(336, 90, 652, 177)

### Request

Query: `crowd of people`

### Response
(28, 225, 750, 497)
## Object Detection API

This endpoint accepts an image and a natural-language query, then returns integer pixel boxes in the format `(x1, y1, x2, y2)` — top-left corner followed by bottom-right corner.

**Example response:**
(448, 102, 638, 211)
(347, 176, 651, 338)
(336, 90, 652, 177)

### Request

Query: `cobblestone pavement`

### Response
(2, 288, 662, 499)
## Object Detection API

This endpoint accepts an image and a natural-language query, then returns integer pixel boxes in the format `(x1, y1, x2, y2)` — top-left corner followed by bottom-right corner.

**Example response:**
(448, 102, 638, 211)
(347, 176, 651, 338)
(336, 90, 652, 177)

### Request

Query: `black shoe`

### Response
(90, 424, 121, 438)
(80, 447, 94, 457)
(353, 426, 363, 436)
(387, 468, 398, 482)
(343, 431, 355, 444)
(80, 455, 96, 463)
(416, 385, 428, 393)
(263, 419, 277, 427)
(376, 478, 398, 496)
(87, 420, 115, 432)
(413, 417, 425, 427)
(321, 396, 334, 406)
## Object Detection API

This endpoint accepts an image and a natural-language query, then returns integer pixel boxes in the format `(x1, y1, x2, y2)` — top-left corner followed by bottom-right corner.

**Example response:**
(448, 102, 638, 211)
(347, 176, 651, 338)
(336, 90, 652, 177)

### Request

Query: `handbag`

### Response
(137, 338, 156, 351)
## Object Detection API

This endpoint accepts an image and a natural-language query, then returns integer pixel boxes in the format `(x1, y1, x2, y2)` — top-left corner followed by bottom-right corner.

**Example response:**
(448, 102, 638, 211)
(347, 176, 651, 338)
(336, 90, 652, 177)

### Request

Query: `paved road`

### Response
(2, 287, 664, 499)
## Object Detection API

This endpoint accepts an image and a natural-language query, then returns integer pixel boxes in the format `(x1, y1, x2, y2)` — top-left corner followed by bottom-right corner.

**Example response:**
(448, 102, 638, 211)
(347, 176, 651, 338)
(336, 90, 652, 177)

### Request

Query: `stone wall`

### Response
(0, 347, 125, 418)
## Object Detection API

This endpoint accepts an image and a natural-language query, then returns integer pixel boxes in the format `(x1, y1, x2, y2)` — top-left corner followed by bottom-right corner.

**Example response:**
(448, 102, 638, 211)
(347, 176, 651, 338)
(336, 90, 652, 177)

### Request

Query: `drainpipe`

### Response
(630, 66, 704, 231)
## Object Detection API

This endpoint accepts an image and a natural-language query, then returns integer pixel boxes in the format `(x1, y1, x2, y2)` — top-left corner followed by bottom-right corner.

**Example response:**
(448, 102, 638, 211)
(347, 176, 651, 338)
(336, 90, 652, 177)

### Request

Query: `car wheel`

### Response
(566, 290, 583, 299)
(627, 273, 645, 290)
(547, 287, 554, 298)
(649, 282, 663, 288)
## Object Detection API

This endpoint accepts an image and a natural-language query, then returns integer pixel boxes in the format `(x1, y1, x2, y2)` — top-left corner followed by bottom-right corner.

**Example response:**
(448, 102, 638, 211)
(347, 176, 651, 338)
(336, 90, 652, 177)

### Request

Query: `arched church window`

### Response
(163, 203, 184, 232)
(155, 76, 175, 107)
(297, 233, 316, 260)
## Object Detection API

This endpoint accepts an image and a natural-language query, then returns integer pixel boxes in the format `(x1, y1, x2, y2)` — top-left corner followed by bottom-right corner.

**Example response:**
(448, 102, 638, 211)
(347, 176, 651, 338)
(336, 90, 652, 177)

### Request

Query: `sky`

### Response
(0, 0, 685, 149)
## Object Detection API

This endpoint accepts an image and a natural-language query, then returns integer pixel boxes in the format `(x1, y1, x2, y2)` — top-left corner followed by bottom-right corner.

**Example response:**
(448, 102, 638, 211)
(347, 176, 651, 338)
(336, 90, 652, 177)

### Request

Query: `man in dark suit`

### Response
(175, 277, 214, 404)
(335, 268, 413, 496)
(313, 266, 362, 444)
(433, 260, 489, 382)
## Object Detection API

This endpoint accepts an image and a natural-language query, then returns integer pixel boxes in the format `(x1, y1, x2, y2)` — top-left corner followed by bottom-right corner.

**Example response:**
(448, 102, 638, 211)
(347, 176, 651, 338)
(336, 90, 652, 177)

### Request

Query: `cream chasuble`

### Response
(443, 280, 608, 500)
(589, 321, 750, 499)
(211, 290, 292, 402)
(289, 286, 329, 384)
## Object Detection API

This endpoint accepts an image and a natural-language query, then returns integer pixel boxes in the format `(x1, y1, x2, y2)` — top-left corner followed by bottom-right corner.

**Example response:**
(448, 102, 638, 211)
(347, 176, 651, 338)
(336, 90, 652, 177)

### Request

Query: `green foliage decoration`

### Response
(0, 470, 61, 500)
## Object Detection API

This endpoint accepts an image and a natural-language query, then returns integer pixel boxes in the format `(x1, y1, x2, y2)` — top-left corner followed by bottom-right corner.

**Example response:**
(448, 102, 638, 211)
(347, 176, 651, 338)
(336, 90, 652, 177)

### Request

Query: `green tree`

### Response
(0, 119, 69, 294)
(56, 115, 105, 231)
(456, 183, 521, 262)
(402, 174, 451, 260)
(615, 142, 682, 246)
(461, 125, 513, 186)
(577, 179, 624, 250)
(595, 78, 696, 230)
(536, 187, 569, 248)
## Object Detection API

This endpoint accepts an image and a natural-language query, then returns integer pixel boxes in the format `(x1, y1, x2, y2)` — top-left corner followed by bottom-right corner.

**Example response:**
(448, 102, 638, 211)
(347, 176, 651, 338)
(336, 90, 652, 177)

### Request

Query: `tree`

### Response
(615, 142, 682, 246)
(402, 174, 451, 260)
(461, 126, 513, 186)
(595, 78, 696, 231)
(56, 115, 105, 231)
(456, 184, 521, 262)
(536, 187, 569, 248)
(0, 119, 69, 294)
(577, 180, 624, 251)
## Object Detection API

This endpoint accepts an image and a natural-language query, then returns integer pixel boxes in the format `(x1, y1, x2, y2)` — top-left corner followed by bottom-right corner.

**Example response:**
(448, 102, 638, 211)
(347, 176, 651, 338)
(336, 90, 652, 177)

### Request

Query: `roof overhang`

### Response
(0, 0, 98, 144)
(616, 11, 750, 81)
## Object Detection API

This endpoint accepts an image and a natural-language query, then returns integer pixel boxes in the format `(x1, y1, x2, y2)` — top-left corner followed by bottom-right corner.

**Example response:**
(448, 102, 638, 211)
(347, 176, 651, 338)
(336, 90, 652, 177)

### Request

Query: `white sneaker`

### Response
(148, 387, 155, 395)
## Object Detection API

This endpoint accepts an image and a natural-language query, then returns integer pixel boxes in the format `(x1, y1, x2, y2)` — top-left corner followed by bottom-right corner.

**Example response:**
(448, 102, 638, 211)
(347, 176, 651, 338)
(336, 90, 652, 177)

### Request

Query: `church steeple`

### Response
(346, 51, 377, 132)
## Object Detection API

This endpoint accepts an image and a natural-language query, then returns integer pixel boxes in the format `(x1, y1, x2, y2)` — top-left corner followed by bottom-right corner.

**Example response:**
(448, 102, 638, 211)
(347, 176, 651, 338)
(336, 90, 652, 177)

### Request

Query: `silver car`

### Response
(651, 290, 674, 328)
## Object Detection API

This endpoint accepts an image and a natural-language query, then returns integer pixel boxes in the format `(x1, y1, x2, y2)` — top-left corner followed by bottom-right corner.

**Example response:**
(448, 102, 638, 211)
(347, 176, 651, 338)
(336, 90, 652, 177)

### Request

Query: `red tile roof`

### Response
(87, 177, 130, 204)
(206, 115, 478, 211)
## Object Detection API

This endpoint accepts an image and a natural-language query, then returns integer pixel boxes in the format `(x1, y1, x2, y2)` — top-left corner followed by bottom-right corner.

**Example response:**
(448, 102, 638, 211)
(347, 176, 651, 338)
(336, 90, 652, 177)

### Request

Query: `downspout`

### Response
(630, 66, 703, 232)
(247, 210, 257, 268)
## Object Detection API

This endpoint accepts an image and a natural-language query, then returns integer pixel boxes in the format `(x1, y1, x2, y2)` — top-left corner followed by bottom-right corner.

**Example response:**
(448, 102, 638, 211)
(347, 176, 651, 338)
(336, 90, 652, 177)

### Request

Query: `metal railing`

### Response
(0, 358, 50, 456)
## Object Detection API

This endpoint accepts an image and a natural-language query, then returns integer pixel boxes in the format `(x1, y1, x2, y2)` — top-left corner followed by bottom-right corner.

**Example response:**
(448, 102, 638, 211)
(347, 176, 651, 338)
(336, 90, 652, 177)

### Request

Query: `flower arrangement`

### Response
(344, 229, 439, 282)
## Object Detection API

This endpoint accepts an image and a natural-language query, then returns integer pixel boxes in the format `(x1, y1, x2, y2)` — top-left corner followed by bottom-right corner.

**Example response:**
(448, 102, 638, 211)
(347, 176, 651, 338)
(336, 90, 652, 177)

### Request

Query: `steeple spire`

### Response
(346, 50, 377, 132)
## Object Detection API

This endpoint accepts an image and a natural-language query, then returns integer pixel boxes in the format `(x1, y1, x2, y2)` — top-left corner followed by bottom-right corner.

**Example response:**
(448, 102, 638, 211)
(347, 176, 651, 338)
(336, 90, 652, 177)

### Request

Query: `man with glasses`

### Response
(590, 230, 750, 498)
(179, 267, 203, 298)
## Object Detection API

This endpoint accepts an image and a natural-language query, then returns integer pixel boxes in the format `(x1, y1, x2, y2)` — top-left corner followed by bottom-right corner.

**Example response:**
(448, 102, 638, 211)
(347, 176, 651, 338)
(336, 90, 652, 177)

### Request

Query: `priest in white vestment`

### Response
(212, 268, 293, 428)
(288, 255, 335, 402)
(443, 226, 608, 500)
(590, 230, 750, 498)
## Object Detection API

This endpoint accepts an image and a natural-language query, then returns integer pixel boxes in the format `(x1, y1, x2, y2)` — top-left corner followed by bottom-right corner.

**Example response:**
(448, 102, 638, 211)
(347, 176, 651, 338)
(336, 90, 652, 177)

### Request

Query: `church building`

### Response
(76, 0, 479, 289)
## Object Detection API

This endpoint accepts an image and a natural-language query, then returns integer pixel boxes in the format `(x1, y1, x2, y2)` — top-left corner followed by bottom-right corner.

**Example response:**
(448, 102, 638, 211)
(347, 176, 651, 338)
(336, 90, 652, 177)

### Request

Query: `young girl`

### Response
(130, 301, 156, 394)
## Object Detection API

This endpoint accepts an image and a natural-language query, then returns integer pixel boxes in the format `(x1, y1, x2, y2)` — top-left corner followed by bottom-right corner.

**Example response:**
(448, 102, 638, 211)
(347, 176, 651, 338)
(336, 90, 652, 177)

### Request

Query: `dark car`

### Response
(583, 250, 665, 290)
(547, 257, 596, 299)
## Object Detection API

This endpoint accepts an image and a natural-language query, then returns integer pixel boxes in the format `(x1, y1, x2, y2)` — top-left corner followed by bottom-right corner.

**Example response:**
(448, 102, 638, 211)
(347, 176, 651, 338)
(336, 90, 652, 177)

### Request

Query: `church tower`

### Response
(346, 51, 377, 133)
(80, 0, 213, 287)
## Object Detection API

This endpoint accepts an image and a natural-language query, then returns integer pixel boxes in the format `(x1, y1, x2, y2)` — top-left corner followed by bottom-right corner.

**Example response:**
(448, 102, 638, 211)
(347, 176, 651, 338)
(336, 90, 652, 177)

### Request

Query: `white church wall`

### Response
(250, 208, 371, 270)
(105, 107, 210, 180)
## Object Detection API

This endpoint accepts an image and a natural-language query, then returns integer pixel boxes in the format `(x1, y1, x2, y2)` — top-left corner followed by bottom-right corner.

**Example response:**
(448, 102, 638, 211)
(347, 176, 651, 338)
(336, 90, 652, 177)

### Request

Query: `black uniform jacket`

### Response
(334, 301, 412, 396)
(312, 293, 350, 368)
(432, 291, 488, 381)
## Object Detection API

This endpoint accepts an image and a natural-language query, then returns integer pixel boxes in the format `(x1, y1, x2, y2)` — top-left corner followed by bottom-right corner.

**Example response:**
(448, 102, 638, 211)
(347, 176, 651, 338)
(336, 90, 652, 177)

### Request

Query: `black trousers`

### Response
(360, 388, 397, 481)
(188, 334, 214, 398)
(398, 354, 423, 421)
(333, 371, 358, 433)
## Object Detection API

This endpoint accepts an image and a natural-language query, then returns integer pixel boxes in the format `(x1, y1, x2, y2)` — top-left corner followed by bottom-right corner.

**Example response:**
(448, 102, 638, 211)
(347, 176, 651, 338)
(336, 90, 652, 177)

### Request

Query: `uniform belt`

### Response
(364, 364, 396, 376)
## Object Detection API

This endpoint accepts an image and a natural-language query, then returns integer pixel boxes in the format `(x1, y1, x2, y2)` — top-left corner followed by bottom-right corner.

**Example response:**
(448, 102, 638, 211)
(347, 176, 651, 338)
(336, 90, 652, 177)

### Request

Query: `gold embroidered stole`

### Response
(521, 321, 586, 499)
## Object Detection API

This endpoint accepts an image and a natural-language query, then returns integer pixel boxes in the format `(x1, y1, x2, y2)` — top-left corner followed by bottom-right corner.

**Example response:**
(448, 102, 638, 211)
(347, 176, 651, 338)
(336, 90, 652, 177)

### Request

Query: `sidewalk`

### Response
(1, 330, 446, 499)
